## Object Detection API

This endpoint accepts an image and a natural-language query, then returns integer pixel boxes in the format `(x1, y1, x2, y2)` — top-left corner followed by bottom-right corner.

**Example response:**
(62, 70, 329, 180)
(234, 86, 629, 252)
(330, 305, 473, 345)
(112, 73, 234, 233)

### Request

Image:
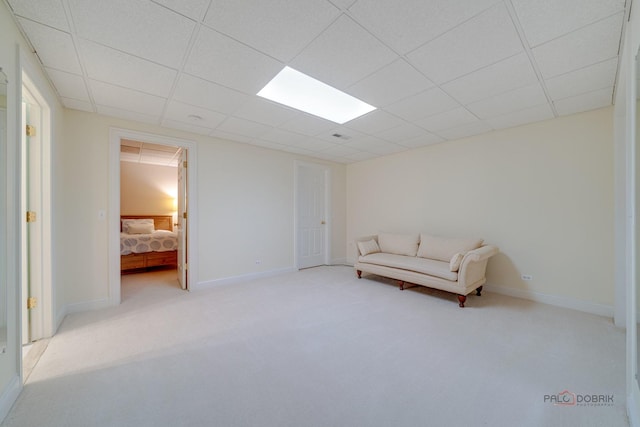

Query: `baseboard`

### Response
(0, 375, 21, 423)
(484, 284, 614, 318)
(55, 306, 67, 333)
(330, 258, 348, 265)
(194, 267, 297, 290)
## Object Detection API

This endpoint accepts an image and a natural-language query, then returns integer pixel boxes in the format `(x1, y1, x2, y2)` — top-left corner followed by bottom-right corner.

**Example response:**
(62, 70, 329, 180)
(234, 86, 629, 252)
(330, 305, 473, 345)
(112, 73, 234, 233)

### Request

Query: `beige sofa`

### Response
(354, 233, 499, 307)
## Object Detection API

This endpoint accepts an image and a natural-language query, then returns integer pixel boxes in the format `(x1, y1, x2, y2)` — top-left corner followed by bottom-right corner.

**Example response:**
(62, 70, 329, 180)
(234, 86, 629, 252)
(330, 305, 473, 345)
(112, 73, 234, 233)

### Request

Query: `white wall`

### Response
(347, 107, 614, 309)
(120, 162, 177, 219)
(60, 109, 347, 304)
(0, 0, 65, 420)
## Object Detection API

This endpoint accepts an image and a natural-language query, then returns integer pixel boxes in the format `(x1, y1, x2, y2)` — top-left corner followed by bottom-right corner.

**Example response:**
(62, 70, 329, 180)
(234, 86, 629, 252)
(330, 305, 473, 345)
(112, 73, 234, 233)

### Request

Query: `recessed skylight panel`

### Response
(257, 66, 376, 124)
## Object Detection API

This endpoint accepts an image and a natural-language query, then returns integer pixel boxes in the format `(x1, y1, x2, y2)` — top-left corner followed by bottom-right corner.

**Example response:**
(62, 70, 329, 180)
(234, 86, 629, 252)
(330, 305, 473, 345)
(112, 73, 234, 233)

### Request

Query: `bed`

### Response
(120, 215, 178, 272)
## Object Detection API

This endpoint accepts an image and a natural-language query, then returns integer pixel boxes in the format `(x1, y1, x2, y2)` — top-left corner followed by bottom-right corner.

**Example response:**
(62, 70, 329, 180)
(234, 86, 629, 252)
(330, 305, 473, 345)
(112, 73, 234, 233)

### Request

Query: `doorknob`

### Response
(321, 220, 326, 225)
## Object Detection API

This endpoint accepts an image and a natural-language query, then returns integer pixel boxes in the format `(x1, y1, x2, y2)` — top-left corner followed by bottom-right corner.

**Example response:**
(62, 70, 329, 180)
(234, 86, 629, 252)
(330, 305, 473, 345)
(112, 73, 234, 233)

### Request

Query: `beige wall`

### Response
(347, 107, 614, 307)
(120, 162, 177, 219)
(60, 109, 347, 303)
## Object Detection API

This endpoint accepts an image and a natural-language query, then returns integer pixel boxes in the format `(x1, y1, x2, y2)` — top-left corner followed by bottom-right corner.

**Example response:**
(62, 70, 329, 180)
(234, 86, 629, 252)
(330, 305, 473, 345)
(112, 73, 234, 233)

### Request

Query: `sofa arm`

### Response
(458, 245, 499, 290)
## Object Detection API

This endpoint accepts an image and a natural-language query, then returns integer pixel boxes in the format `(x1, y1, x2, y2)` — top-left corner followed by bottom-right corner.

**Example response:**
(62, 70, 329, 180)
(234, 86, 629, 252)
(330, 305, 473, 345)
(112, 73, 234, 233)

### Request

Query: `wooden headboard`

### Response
(121, 215, 173, 232)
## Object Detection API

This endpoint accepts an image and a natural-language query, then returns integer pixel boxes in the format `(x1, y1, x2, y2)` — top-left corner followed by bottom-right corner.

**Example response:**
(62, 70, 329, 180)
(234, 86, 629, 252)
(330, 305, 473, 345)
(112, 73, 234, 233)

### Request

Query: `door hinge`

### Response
(184, 263, 188, 271)
(26, 211, 36, 223)
(183, 160, 187, 168)
(183, 212, 187, 219)
(27, 297, 37, 309)
(25, 124, 36, 137)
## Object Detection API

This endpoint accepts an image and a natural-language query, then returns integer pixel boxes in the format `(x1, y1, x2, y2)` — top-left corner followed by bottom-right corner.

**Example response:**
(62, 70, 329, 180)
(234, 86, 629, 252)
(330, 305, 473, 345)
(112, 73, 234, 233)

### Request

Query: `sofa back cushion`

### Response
(418, 234, 483, 262)
(378, 233, 419, 257)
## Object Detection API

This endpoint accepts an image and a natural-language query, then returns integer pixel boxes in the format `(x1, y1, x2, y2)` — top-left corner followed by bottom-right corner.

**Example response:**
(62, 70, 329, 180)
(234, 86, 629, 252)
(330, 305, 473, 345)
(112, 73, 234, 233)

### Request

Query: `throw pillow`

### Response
(127, 223, 155, 234)
(378, 233, 420, 257)
(357, 239, 381, 256)
(449, 253, 464, 272)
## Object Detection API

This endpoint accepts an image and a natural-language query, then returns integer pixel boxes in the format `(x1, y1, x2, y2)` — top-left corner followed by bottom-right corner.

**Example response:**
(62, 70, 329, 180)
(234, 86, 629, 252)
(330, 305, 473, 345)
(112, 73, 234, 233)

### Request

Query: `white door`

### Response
(297, 164, 327, 269)
(21, 97, 43, 344)
(177, 149, 188, 290)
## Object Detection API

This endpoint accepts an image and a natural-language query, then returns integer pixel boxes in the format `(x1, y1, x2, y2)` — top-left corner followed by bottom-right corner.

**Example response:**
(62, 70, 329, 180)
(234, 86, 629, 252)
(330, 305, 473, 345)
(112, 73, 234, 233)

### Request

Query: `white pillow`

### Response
(357, 239, 380, 256)
(378, 233, 419, 257)
(128, 223, 155, 234)
(418, 234, 483, 262)
(122, 218, 154, 233)
(449, 253, 464, 272)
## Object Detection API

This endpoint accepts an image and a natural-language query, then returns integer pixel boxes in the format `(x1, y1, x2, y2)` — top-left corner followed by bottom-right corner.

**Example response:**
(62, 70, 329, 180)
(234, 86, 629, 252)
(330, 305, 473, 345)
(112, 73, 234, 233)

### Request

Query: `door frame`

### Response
(294, 161, 331, 269)
(108, 128, 198, 304)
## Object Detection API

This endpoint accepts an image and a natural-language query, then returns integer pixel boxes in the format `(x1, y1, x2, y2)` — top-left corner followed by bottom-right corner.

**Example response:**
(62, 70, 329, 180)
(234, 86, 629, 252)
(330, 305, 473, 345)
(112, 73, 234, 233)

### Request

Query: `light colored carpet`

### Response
(1, 266, 628, 427)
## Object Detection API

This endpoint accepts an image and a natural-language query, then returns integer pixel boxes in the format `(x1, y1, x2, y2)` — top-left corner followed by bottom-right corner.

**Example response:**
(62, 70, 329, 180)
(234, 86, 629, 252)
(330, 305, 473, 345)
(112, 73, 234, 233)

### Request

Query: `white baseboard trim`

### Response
(55, 307, 67, 333)
(484, 284, 614, 318)
(330, 258, 348, 265)
(0, 375, 21, 423)
(194, 267, 297, 290)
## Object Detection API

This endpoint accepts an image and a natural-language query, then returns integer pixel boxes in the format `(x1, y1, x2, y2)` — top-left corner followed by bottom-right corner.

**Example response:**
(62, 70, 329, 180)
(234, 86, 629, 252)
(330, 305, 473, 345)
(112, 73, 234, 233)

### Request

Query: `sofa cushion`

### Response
(357, 239, 381, 256)
(418, 234, 483, 262)
(359, 252, 458, 281)
(449, 253, 464, 272)
(378, 233, 419, 257)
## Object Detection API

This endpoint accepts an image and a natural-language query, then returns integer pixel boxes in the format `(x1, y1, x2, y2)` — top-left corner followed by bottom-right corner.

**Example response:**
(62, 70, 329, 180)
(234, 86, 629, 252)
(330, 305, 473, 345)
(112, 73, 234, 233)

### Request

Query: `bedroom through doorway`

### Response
(119, 139, 187, 292)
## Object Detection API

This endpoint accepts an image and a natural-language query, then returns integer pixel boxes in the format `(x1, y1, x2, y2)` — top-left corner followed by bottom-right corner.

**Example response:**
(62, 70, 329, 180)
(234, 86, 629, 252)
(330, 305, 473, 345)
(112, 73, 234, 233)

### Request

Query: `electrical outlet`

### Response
(521, 274, 532, 281)
(255, 260, 262, 265)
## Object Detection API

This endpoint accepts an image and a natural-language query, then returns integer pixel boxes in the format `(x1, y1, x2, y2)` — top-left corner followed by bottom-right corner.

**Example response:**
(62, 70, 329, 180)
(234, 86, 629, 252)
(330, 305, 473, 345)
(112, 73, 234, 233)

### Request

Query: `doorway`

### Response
(109, 128, 198, 304)
(295, 162, 331, 269)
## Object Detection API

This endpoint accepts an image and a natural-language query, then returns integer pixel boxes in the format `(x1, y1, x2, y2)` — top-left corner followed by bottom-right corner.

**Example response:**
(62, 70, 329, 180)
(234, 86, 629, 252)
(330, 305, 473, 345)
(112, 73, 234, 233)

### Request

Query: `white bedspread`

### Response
(120, 230, 178, 255)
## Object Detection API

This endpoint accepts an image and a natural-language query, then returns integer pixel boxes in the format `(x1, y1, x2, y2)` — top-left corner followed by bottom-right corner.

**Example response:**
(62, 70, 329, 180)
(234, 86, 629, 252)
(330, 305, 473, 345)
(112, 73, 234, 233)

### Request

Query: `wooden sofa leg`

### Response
(457, 295, 466, 308)
(476, 286, 483, 296)
(398, 281, 404, 290)
(357, 270, 362, 278)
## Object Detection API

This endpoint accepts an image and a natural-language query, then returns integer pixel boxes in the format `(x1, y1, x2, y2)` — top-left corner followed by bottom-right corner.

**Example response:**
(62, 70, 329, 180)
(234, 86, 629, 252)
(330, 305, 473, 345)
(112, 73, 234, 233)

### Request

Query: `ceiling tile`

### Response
(385, 87, 460, 122)
(79, 39, 177, 97)
(68, 0, 195, 67)
(344, 110, 405, 135)
(376, 122, 428, 143)
(545, 58, 618, 101)
(344, 135, 401, 153)
(316, 126, 365, 143)
(45, 68, 90, 102)
(8, 0, 69, 31)
(290, 15, 397, 89)
(162, 119, 214, 136)
(466, 84, 548, 119)
(407, 3, 523, 84)
(152, 0, 211, 21)
(203, 0, 340, 62)
(260, 128, 306, 146)
(249, 139, 289, 152)
(553, 87, 613, 116)
(319, 144, 360, 157)
(278, 113, 336, 136)
(215, 117, 272, 139)
(532, 13, 623, 78)
(416, 107, 480, 132)
(61, 97, 93, 112)
(512, 0, 625, 47)
(441, 53, 538, 105)
(184, 26, 283, 94)
(164, 100, 227, 128)
(349, 0, 500, 54)
(397, 133, 445, 148)
(232, 97, 298, 127)
(344, 151, 378, 162)
(436, 121, 494, 140)
(486, 104, 554, 129)
(17, 18, 82, 74)
(347, 59, 435, 107)
(173, 74, 249, 114)
(96, 104, 161, 125)
(329, 0, 357, 9)
(289, 137, 337, 152)
(91, 80, 167, 116)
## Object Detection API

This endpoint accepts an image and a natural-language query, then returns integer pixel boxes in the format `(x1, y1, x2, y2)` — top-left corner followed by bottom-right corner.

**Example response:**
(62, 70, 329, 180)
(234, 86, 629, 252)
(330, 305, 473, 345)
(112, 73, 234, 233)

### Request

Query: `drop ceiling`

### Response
(120, 139, 181, 167)
(5, 0, 628, 164)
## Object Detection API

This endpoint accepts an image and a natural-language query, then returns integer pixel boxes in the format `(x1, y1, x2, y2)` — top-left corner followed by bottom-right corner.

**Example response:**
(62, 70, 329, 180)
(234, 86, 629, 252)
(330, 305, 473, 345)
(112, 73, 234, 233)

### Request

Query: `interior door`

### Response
(297, 164, 327, 269)
(176, 148, 188, 290)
